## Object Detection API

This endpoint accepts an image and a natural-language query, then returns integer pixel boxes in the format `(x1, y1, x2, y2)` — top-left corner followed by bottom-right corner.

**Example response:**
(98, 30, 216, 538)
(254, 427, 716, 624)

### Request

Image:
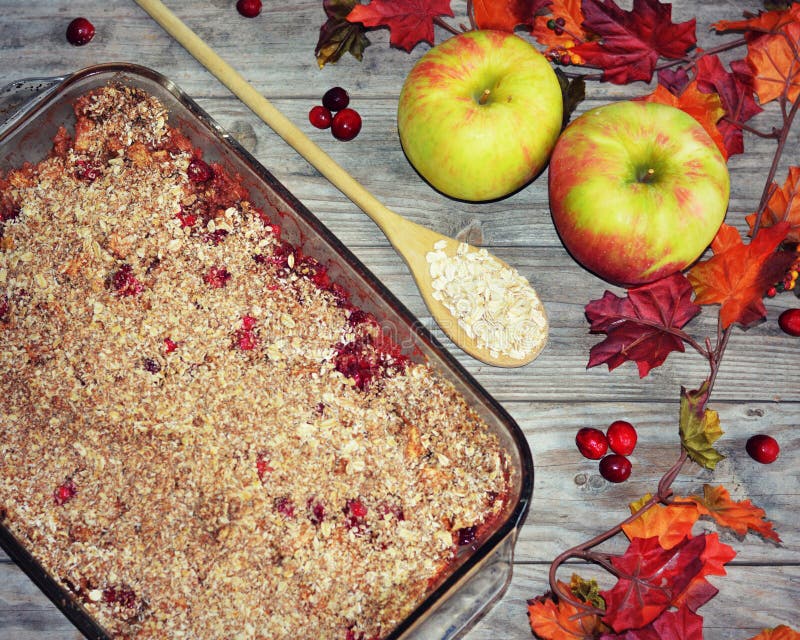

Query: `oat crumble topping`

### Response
(0, 85, 512, 640)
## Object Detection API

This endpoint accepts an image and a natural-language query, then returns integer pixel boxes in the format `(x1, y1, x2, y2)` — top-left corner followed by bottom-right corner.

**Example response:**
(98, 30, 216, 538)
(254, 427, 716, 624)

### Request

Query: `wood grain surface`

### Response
(0, 1, 798, 639)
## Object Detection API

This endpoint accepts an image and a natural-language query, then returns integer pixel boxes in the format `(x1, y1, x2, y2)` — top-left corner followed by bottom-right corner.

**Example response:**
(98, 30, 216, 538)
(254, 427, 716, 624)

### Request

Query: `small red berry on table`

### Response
(309, 105, 332, 129)
(606, 420, 638, 455)
(66, 18, 95, 46)
(331, 108, 362, 141)
(746, 434, 780, 464)
(575, 427, 608, 460)
(599, 454, 632, 483)
(236, 0, 262, 18)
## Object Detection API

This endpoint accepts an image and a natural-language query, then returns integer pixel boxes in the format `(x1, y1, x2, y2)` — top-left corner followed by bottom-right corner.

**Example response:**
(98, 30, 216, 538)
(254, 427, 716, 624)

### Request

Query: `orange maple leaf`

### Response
(530, 0, 588, 64)
(641, 81, 728, 159)
(528, 580, 602, 640)
(747, 625, 800, 640)
(687, 222, 794, 328)
(746, 166, 800, 242)
(622, 494, 701, 549)
(473, 0, 550, 31)
(689, 484, 782, 543)
(713, 5, 800, 104)
(712, 5, 800, 34)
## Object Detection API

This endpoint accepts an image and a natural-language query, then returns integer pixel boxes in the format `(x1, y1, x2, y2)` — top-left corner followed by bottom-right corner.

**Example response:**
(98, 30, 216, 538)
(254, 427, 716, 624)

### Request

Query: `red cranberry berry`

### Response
(204, 265, 231, 288)
(236, 0, 262, 18)
(143, 358, 161, 374)
(323, 87, 350, 112)
(331, 108, 362, 141)
(102, 586, 137, 609)
(111, 264, 143, 296)
(309, 105, 332, 129)
(344, 498, 368, 532)
(599, 454, 632, 483)
(164, 338, 178, 353)
(54, 479, 77, 505)
(575, 427, 608, 460)
(456, 525, 477, 546)
(308, 498, 326, 525)
(778, 308, 800, 336)
(274, 496, 295, 518)
(256, 452, 273, 480)
(606, 420, 638, 456)
(66, 18, 95, 46)
(187, 158, 213, 183)
(746, 434, 780, 464)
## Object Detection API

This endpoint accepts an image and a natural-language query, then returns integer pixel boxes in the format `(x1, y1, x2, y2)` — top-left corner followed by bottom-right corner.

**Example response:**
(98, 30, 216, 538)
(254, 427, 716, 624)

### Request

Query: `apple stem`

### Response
(638, 167, 656, 183)
(478, 88, 491, 105)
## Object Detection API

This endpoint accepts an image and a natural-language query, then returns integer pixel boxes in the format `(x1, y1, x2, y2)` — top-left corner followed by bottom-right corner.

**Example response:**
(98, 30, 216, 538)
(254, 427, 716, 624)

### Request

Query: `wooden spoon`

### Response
(135, 0, 548, 367)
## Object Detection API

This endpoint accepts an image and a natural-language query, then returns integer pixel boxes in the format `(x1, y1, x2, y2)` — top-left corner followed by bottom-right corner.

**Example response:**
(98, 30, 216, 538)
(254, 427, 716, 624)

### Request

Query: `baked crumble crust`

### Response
(0, 84, 511, 639)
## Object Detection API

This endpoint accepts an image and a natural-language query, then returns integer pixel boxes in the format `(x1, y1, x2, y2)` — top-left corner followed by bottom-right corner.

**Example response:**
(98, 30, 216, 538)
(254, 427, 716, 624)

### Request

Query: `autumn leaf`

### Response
(528, 579, 604, 639)
(599, 605, 704, 639)
(473, 0, 551, 31)
(695, 54, 763, 158)
(556, 68, 586, 127)
(622, 494, 701, 550)
(569, 0, 696, 84)
(687, 222, 795, 328)
(713, 6, 800, 104)
(346, 0, 454, 52)
(600, 535, 705, 632)
(746, 625, 800, 640)
(640, 81, 728, 159)
(679, 383, 724, 470)
(585, 273, 701, 377)
(315, 0, 371, 67)
(672, 531, 737, 611)
(689, 484, 782, 543)
(746, 166, 800, 242)
(530, 0, 589, 62)
(712, 5, 800, 36)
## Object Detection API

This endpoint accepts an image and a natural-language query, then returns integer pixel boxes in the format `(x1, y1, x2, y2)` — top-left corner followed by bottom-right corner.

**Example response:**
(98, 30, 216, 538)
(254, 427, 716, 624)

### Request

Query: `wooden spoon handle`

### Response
(134, 0, 408, 240)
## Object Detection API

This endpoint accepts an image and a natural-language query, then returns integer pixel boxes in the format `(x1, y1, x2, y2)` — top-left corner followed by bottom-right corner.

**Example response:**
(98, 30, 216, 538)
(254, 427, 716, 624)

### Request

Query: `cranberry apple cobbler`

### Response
(0, 83, 513, 639)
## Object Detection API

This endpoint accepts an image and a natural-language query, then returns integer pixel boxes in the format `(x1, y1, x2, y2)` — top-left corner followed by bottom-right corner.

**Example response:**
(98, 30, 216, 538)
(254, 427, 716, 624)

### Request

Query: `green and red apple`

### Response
(397, 30, 563, 202)
(548, 100, 730, 286)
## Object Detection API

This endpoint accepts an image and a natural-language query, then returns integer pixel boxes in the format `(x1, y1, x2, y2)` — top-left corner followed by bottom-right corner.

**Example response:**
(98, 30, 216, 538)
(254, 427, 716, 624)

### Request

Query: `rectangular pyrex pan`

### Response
(0, 63, 534, 640)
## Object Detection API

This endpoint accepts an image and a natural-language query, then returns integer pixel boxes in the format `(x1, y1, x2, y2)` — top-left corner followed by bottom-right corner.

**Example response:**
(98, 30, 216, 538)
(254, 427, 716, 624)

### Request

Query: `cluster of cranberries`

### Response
(575, 420, 638, 483)
(309, 87, 363, 141)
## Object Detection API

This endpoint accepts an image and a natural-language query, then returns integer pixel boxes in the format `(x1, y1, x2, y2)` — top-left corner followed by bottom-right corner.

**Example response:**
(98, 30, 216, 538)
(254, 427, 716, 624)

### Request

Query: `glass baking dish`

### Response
(0, 63, 533, 640)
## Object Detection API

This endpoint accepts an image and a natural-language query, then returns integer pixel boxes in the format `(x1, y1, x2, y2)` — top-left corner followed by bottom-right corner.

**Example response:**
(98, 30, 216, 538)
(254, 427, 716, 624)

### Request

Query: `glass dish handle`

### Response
(0, 76, 66, 135)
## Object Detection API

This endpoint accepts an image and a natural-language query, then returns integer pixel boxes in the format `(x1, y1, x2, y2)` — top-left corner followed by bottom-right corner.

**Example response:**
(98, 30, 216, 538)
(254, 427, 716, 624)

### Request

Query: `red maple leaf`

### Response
(599, 605, 704, 639)
(346, 0, 454, 52)
(687, 222, 795, 328)
(473, 0, 551, 31)
(672, 532, 736, 612)
(585, 274, 701, 377)
(695, 54, 763, 158)
(600, 535, 706, 632)
(570, 0, 696, 84)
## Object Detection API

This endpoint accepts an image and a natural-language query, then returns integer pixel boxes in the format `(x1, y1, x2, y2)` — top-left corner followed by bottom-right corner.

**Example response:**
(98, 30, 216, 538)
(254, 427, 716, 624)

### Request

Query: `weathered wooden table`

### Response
(0, 1, 797, 638)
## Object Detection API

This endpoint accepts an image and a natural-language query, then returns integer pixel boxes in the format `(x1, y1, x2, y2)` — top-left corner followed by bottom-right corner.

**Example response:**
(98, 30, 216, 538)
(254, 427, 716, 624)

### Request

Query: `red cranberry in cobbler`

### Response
(308, 498, 326, 525)
(66, 17, 95, 46)
(54, 479, 77, 505)
(256, 452, 273, 480)
(102, 586, 137, 609)
(344, 498, 368, 532)
(203, 229, 229, 245)
(456, 525, 477, 546)
(74, 159, 101, 183)
(187, 158, 214, 183)
(309, 105, 332, 130)
(143, 358, 161, 374)
(204, 265, 231, 288)
(110, 264, 143, 296)
(274, 496, 296, 518)
(236, 0, 262, 18)
(176, 209, 198, 228)
(164, 338, 178, 353)
(297, 256, 331, 289)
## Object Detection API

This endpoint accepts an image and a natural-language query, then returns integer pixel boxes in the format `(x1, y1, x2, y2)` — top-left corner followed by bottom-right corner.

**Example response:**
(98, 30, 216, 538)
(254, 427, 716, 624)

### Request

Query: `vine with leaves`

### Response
(315, 0, 800, 637)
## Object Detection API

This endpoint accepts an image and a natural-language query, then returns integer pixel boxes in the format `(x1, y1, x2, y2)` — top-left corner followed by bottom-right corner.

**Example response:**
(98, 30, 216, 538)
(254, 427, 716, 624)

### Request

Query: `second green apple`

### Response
(397, 30, 563, 202)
